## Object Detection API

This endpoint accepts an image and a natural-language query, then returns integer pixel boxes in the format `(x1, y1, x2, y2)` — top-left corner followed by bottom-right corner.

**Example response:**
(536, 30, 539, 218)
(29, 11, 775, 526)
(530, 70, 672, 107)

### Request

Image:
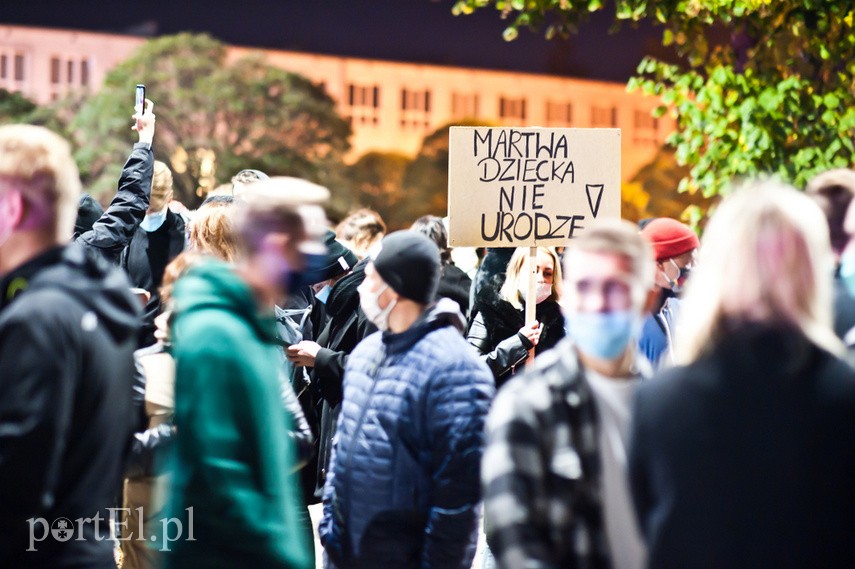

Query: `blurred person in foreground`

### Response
(0, 114, 149, 566)
(629, 180, 855, 568)
(319, 230, 494, 569)
(482, 221, 655, 569)
(164, 177, 327, 569)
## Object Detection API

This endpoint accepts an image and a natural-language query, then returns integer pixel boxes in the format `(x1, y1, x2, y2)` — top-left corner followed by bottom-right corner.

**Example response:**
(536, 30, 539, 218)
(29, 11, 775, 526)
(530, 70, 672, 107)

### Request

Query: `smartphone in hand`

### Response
(135, 84, 145, 114)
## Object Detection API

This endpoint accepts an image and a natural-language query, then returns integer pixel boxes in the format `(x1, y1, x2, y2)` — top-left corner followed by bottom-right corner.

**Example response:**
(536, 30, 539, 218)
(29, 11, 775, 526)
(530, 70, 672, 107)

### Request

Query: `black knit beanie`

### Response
(320, 230, 359, 281)
(74, 193, 103, 235)
(372, 230, 440, 304)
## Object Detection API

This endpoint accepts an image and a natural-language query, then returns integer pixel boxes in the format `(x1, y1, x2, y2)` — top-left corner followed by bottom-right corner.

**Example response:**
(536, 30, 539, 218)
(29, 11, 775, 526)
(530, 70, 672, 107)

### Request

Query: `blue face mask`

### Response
(315, 284, 332, 304)
(565, 310, 639, 361)
(140, 209, 167, 232)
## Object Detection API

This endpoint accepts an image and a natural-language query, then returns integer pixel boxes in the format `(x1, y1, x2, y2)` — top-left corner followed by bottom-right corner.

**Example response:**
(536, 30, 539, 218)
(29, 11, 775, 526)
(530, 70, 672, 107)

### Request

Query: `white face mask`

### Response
(358, 281, 397, 331)
(518, 280, 553, 304)
(140, 208, 168, 232)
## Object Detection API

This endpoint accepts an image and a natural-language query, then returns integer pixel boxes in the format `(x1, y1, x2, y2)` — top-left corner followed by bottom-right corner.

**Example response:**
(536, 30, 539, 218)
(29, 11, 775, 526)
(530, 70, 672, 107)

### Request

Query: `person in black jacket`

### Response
(411, 214, 472, 316)
(285, 232, 373, 501)
(0, 118, 147, 568)
(629, 181, 855, 569)
(121, 160, 185, 348)
(74, 99, 155, 264)
(467, 246, 565, 388)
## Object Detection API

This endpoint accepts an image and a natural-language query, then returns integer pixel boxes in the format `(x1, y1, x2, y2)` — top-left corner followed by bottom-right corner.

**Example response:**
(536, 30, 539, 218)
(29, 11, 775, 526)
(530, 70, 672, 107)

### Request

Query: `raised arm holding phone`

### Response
(74, 93, 156, 264)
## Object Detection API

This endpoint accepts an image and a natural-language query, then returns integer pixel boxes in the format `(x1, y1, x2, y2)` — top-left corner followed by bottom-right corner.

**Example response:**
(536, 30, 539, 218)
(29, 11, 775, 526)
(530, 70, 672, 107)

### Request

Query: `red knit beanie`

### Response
(640, 218, 700, 261)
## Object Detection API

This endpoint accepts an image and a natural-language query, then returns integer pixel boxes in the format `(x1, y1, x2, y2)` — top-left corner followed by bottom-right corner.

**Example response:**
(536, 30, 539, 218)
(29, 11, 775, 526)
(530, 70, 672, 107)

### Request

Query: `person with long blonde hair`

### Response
(467, 246, 564, 387)
(629, 180, 855, 568)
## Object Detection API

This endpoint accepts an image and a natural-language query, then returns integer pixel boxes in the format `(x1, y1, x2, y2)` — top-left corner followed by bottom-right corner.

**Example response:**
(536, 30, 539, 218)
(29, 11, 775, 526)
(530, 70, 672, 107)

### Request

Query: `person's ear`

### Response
(0, 190, 25, 229)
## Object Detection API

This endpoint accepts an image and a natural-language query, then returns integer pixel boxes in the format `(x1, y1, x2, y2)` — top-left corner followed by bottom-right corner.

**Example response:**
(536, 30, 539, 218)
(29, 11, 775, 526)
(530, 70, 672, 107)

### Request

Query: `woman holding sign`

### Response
(467, 246, 565, 388)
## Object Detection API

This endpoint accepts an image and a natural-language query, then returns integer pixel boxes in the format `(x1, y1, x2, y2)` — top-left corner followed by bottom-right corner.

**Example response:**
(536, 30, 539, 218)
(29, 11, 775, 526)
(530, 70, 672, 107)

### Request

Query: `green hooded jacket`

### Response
(164, 259, 311, 569)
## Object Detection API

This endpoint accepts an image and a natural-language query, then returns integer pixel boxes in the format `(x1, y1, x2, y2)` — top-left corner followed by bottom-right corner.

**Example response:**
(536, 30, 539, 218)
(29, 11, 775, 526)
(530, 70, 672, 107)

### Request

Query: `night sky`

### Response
(1, 0, 662, 82)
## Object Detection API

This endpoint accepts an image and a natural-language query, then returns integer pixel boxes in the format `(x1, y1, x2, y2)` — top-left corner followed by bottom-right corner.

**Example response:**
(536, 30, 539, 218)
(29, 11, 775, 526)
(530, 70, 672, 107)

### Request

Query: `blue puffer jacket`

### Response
(320, 299, 495, 569)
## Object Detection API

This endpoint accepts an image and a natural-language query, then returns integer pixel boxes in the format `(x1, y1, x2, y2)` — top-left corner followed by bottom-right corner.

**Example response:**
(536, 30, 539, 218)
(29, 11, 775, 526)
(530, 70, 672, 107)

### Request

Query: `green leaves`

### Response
(454, 0, 855, 213)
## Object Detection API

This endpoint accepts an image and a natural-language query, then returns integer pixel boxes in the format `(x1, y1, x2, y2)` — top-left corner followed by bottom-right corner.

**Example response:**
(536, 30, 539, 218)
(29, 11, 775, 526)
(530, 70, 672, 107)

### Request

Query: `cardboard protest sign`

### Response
(447, 127, 621, 247)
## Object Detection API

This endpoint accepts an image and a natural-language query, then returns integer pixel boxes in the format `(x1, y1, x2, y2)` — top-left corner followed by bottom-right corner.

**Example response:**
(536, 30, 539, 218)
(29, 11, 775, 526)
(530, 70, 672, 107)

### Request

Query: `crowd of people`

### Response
(1, 100, 855, 569)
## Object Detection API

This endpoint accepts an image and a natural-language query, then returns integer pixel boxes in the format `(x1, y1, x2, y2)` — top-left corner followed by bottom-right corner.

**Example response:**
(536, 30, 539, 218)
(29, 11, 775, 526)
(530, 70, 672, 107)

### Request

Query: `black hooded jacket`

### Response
(0, 243, 140, 568)
(467, 275, 565, 388)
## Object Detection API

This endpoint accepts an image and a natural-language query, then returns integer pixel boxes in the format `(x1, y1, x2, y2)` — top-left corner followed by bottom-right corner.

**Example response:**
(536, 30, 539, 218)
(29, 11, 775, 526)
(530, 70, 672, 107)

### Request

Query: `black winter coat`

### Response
(630, 323, 855, 569)
(74, 143, 153, 265)
(121, 209, 186, 348)
(0, 244, 140, 568)
(312, 258, 376, 498)
(467, 277, 565, 388)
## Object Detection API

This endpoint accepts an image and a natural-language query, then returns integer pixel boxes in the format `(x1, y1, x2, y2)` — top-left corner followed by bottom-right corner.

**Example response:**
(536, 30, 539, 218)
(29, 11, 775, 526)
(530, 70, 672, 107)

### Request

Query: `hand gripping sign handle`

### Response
(525, 246, 537, 365)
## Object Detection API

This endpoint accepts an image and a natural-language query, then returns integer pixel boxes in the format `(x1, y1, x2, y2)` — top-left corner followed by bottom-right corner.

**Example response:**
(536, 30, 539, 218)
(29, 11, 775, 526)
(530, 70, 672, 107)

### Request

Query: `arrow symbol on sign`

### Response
(586, 184, 605, 218)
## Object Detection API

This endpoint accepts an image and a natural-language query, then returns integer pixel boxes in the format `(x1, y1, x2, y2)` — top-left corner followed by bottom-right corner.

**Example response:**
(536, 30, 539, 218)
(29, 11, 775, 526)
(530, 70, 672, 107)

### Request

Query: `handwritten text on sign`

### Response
(447, 127, 621, 247)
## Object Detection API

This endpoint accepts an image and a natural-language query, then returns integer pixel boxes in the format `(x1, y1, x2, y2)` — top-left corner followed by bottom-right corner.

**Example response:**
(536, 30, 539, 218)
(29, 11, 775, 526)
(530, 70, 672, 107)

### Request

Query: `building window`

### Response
(50, 57, 61, 84)
(591, 105, 617, 127)
(67, 60, 74, 84)
(545, 101, 573, 127)
(400, 88, 431, 130)
(81, 59, 90, 86)
(346, 83, 381, 126)
(14, 53, 25, 82)
(0, 55, 6, 79)
(499, 96, 526, 122)
(633, 108, 660, 145)
(451, 92, 479, 119)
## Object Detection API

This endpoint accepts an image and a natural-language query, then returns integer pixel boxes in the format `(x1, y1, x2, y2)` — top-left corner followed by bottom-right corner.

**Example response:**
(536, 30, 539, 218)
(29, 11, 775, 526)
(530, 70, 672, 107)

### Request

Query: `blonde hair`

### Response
(563, 219, 656, 308)
(187, 201, 239, 262)
(150, 161, 174, 212)
(676, 179, 842, 363)
(0, 124, 81, 240)
(499, 246, 563, 309)
(335, 208, 386, 259)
